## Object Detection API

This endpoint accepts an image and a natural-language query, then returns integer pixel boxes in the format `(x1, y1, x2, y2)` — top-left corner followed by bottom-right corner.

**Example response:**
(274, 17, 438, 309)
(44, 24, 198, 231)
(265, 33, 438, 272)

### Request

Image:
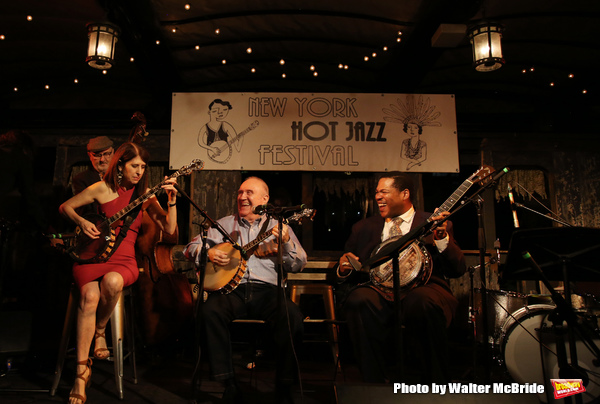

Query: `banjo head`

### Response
(369, 240, 432, 294)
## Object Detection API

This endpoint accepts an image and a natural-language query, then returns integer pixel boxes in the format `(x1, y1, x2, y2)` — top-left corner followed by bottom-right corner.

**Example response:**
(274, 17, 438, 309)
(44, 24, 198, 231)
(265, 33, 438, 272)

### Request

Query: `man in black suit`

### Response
(337, 171, 466, 384)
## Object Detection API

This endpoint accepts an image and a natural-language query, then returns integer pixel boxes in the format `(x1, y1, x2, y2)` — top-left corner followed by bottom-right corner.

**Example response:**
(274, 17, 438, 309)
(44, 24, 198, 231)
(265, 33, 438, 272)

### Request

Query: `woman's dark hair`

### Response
(104, 142, 150, 197)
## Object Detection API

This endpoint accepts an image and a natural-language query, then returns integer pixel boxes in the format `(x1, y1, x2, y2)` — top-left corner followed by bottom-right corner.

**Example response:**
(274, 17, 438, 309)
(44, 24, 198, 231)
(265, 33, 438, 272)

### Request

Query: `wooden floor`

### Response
(0, 320, 543, 404)
(1, 302, 597, 404)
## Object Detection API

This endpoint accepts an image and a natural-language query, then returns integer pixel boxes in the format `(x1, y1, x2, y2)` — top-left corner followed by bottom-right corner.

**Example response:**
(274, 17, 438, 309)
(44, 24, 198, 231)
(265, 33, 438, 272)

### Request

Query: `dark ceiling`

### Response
(2, 0, 599, 134)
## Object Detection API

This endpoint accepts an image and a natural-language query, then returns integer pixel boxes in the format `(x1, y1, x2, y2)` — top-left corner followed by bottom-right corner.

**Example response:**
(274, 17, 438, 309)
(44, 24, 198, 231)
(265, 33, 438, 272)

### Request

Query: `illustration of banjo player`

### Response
(197, 98, 258, 164)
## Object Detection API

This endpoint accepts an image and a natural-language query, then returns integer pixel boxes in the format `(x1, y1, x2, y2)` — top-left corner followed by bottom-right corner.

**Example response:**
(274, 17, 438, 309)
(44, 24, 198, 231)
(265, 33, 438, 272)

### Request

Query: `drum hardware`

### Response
(499, 304, 600, 403)
(504, 227, 600, 403)
(474, 289, 528, 345)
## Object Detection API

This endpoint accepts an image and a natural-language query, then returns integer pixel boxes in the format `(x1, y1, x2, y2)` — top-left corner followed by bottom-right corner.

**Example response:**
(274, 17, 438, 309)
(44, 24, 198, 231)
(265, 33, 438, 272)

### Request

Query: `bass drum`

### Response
(500, 304, 600, 403)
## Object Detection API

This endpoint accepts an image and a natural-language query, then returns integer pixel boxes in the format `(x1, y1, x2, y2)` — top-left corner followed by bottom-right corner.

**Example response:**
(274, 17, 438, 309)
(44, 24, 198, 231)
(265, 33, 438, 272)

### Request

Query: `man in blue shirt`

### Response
(185, 176, 307, 403)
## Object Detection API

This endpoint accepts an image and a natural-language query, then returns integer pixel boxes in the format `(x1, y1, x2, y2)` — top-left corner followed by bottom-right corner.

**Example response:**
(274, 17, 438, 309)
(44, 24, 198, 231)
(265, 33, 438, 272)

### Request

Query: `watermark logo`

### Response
(551, 379, 586, 399)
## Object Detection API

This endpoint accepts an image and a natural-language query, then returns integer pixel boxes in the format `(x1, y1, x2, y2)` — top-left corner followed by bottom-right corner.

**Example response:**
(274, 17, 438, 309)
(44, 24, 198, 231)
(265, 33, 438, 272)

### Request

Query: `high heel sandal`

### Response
(69, 358, 92, 404)
(93, 329, 110, 360)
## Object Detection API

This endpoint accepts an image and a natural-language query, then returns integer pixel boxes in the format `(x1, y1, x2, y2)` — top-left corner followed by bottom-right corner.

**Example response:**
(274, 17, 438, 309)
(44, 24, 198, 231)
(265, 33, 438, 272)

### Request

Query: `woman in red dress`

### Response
(59, 142, 178, 404)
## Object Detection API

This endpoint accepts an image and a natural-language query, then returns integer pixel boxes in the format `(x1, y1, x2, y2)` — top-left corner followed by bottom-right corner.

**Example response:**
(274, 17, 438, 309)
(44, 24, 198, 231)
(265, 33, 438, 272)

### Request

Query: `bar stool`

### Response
(50, 284, 138, 400)
(289, 283, 341, 372)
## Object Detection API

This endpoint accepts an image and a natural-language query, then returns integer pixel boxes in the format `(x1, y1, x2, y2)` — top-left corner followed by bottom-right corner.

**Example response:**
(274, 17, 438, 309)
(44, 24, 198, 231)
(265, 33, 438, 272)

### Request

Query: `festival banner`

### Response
(170, 92, 459, 172)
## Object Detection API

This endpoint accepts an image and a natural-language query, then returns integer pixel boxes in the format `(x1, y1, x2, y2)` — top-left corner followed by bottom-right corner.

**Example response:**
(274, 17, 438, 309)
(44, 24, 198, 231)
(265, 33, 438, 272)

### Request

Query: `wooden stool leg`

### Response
(290, 284, 342, 373)
(110, 293, 125, 400)
(50, 285, 77, 396)
(322, 286, 341, 372)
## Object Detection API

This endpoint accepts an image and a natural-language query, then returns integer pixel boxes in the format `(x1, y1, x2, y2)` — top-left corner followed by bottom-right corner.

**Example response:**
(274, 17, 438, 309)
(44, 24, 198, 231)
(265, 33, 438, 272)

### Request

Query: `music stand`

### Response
(505, 227, 600, 404)
(505, 227, 600, 282)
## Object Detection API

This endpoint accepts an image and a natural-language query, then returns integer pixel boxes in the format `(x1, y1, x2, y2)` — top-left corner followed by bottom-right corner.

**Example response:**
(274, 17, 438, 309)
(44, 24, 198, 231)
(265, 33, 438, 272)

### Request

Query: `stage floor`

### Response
(0, 330, 554, 404)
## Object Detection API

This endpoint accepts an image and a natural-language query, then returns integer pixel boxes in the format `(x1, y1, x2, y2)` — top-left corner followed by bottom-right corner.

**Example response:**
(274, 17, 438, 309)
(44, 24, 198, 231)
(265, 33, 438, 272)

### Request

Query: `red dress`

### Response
(72, 187, 142, 289)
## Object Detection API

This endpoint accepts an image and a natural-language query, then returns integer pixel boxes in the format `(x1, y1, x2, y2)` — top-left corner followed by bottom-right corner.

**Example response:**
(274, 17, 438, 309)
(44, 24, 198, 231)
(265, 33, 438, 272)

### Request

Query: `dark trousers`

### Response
(343, 284, 456, 384)
(201, 282, 304, 384)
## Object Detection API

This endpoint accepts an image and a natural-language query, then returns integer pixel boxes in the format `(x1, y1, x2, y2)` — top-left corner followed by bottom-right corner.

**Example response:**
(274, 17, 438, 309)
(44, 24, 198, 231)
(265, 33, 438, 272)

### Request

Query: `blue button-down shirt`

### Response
(184, 214, 307, 286)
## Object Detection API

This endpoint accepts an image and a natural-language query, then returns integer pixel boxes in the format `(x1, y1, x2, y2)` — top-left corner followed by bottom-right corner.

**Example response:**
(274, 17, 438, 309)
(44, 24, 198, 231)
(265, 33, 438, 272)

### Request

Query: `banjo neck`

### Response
(242, 219, 285, 256)
(427, 178, 474, 221)
(426, 165, 494, 222)
(241, 208, 314, 256)
(107, 172, 177, 227)
(106, 159, 204, 227)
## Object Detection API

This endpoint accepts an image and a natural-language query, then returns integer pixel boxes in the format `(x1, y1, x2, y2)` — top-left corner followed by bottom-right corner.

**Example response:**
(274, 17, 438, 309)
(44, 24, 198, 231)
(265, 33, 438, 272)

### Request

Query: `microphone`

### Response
(507, 183, 520, 228)
(492, 166, 509, 182)
(279, 204, 307, 213)
(252, 204, 307, 215)
(252, 203, 274, 214)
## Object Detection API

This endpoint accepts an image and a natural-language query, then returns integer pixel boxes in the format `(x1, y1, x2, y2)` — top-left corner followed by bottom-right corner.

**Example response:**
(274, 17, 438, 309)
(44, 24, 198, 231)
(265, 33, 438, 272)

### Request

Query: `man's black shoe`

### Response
(222, 381, 245, 404)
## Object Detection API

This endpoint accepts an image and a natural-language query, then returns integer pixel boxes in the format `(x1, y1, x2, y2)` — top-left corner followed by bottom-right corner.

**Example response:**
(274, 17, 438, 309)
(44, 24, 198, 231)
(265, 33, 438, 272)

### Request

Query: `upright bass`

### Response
(129, 112, 199, 346)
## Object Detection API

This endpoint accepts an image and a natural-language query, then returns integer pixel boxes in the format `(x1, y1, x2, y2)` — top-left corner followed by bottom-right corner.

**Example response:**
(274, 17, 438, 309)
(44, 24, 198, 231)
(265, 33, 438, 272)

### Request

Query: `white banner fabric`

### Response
(170, 92, 459, 172)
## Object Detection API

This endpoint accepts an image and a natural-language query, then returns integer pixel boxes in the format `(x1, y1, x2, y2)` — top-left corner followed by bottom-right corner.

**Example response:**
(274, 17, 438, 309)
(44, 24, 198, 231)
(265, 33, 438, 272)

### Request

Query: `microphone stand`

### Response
(429, 170, 507, 383)
(520, 252, 600, 404)
(258, 206, 288, 311)
(172, 184, 246, 399)
(174, 184, 247, 261)
(516, 182, 573, 228)
(361, 168, 507, 382)
(276, 213, 284, 309)
(514, 203, 573, 227)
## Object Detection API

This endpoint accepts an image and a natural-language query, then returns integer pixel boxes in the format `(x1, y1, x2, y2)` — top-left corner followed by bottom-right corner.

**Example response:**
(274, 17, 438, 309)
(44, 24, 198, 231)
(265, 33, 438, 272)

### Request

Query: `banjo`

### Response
(204, 208, 315, 293)
(207, 120, 259, 164)
(68, 159, 204, 264)
(368, 165, 494, 299)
